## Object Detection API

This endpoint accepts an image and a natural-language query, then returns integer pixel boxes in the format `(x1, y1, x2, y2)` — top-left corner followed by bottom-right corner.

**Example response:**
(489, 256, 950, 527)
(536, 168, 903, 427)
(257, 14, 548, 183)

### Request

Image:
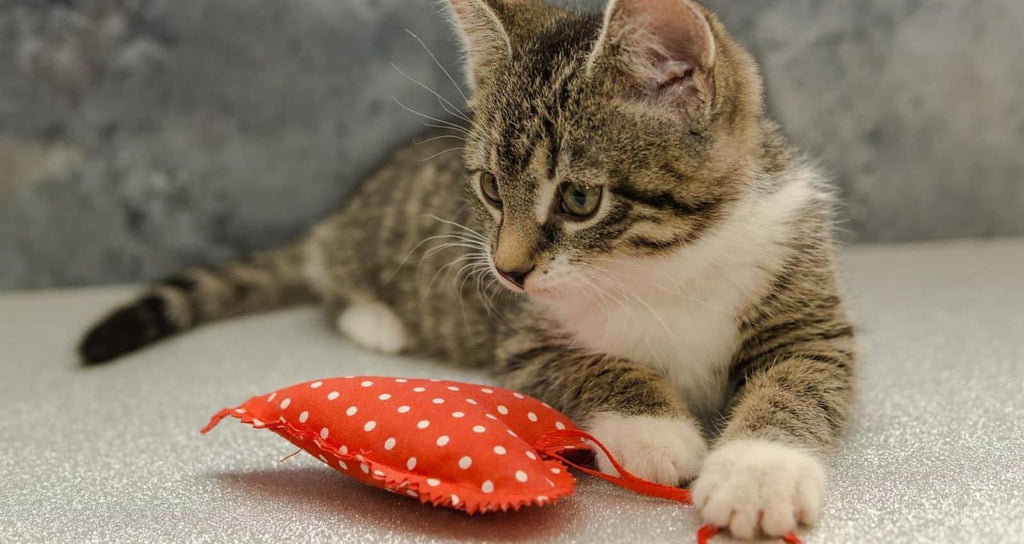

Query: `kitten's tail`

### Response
(78, 240, 318, 364)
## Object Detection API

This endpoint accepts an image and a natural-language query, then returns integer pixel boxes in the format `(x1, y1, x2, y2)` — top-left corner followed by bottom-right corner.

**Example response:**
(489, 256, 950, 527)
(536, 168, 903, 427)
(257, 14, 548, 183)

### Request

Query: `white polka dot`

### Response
(417, 420, 430, 429)
(472, 425, 486, 433)
(527, 411, 538, 422)
(542, 402, 551, 408)
(481, 480, 494, 493)
(513, 392, 525, 399)
(507, 429, 518, 438)
(526, 451, 537, 460)
(555, 421, 566, 430)
(426, 478, 440, 487)
(395, 378, 408, 383)
(310, 381, 323, 389)
(451, 495, 460, 506)
(346, 406, 358, 416)
(432, 398, 445, 405)
(447, 386, 460, 392)
(363, 420, 377, 432)
(406, 457, 417, 470)
(268, 392, 276, 402)
(251, 418, 264, 427)
(340, 445, 348, 455)
(299, 411, 309, 423)
(550, 468, 561, 474)
(338, 460, 348, 470)
(412, 387, 426, 393)
(429, 379, 441, 382)
(436, 435, 450, 446)
(384, 437, 396, 450)
(546, 478, 555, 488)
(318, 454, 327, 463)
(485, 414, 498, 421)
(481, 388, 494, 394)
(536, 495, 548, 503)
(493, 446, 507, 455)
(320, 427, 329, 439)
(515, 471, 528, 483)
(280, 398, 291, 409)
(406, 489, 419, 498)
(234, 408, 246, 413)
(458, 456, 472, 469)
(496, 405, 509, 415)
(466, 399, 479, 405)
(378, 393, 392, 401)
(373, 469, 386, 478)
(451, 411, 465, 418)
(397, 405, 411, 414)
(327, 391, 340, 400)
(278, 416, 286, 423)
(361, 380, 373, 387)
(360, 463, 369, 474)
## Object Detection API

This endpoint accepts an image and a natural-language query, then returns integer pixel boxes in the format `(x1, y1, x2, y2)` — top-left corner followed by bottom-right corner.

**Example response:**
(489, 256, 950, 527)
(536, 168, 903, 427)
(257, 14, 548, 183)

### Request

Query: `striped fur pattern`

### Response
(79, 0, 854, 538)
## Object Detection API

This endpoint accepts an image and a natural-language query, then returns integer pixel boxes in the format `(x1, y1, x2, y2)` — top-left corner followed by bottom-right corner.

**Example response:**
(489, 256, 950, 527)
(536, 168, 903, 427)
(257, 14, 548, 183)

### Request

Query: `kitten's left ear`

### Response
(445, 0, 514, 95)
(588, 0, 717, 126)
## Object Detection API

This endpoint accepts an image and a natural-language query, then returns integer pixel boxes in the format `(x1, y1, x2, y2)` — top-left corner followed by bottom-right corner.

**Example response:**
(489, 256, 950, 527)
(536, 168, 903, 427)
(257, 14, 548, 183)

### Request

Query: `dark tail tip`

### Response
(78, 295, 179, 364)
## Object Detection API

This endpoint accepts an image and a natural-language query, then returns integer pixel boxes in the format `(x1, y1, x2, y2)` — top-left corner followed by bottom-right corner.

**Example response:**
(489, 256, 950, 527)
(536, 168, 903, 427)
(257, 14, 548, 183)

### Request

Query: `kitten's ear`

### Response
(588, 0, 717, 126)
(445, 0, 514, 95)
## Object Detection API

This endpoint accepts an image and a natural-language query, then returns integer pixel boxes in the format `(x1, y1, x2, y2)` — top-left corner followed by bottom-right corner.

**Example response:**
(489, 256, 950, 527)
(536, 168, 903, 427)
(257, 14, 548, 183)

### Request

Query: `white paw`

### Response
(586, 412, 707, 486)
(692, 439, 826, 540)
(336, 302, 408, 355)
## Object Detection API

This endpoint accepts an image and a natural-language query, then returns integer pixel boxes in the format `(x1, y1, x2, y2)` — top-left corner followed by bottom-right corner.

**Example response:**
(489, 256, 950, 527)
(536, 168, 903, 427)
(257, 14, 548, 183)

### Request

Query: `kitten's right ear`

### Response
(445, 0, 514, 96)
(588, 0, 717, 128)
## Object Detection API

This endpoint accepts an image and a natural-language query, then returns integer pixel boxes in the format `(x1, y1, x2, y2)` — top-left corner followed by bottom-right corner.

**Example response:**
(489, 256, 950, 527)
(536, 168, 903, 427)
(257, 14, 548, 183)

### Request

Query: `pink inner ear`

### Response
(616, 0, 714, 69)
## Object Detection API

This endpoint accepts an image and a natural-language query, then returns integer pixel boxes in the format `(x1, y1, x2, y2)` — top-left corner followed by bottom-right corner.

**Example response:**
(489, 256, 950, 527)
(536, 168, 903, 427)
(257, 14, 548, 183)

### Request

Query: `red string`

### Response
(535, 429, 804, 544)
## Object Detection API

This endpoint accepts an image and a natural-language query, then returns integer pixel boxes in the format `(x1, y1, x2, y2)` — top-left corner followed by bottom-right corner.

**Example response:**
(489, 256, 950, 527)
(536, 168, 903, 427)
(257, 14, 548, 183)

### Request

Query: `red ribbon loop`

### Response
(534, 429, 803, 544)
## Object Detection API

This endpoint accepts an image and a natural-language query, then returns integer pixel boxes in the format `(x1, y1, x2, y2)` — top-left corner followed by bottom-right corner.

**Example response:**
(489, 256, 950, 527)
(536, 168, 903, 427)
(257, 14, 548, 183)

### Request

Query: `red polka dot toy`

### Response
(202, 376, 581, 513)
(202, 376, 803, 543)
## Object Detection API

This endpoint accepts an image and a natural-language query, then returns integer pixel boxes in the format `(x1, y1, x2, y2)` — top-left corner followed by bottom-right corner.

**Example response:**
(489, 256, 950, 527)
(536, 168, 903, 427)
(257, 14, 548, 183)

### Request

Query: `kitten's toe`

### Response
(585, 412, 707, 486)
(336, 302, 408, 354)
(692, 439, 826, 540)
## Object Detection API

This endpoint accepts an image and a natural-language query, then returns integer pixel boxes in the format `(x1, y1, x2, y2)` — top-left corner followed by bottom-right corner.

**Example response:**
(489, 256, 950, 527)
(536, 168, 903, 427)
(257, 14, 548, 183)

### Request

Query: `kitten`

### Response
(79, 0, 854, 538)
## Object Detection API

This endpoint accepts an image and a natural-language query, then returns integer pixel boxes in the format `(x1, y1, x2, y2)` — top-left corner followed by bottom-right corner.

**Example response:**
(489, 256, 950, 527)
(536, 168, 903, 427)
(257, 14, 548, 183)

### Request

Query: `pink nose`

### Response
(496, 265, 534, 289)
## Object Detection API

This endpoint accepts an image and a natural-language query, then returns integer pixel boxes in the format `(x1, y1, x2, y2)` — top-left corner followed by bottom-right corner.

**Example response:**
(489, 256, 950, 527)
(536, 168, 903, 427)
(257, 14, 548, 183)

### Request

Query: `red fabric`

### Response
(201, 377, 580, 514)
(203, 376, 804, 543)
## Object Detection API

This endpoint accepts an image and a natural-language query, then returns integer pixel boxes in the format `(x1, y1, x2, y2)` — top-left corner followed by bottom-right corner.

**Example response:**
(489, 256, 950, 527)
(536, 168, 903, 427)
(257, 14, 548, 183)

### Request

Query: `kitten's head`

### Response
(447, 0, 766, 299)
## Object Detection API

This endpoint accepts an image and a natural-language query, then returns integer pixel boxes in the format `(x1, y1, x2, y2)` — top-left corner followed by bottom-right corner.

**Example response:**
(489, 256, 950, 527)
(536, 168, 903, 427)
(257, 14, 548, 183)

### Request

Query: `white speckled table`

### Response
(2, 238, 1023, 543)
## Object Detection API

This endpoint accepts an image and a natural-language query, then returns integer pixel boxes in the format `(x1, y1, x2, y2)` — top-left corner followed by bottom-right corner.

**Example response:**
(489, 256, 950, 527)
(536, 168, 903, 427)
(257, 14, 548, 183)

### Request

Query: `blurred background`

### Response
(1, 0, 1022, 290)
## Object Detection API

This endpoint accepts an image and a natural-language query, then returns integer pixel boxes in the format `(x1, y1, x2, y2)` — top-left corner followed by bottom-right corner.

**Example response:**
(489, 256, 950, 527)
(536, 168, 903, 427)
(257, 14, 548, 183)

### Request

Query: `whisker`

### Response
(416, 146, 466, 162)
(404, 28, 470, 105)
(391, 63, 472, 124)
(392, 97, 469, 135)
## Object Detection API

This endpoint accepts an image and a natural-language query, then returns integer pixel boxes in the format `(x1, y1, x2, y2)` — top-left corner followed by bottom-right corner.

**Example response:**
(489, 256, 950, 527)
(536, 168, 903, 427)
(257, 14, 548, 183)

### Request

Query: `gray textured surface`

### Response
(2, 238, 1023, 543)
(1, 0, 1023, 289)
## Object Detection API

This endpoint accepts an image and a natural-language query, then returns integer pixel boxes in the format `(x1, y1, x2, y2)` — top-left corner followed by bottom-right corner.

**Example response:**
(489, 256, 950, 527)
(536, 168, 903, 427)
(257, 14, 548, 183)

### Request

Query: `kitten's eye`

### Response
(558, 182, 602, 218)
(479, 172, 501, 207)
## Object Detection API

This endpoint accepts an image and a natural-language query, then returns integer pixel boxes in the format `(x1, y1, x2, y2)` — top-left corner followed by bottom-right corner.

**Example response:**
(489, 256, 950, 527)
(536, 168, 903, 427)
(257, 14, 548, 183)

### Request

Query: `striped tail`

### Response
(78, 241, 318, 364)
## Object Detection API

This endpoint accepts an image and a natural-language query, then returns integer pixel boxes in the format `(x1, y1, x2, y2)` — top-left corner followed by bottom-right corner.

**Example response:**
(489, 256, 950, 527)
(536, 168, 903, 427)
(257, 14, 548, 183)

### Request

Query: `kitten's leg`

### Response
(331, 300, 409, 355)
(498, 335, 706, 485)
(693, 349, 854, 538)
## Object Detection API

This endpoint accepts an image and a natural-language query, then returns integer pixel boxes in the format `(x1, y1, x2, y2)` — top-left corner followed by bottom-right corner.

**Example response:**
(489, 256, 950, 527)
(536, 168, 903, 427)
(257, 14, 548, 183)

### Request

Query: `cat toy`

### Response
(202, 376, 802, 543)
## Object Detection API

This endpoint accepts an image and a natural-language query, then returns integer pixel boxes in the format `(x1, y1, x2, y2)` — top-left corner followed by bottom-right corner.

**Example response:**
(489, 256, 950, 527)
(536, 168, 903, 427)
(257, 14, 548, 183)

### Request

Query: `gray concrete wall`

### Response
(1, 0, 1022, 289)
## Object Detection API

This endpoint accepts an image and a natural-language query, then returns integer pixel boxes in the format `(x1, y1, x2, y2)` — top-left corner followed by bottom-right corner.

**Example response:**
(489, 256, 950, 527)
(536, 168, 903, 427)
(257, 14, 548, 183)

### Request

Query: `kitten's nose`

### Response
(497, 265, 534, 289)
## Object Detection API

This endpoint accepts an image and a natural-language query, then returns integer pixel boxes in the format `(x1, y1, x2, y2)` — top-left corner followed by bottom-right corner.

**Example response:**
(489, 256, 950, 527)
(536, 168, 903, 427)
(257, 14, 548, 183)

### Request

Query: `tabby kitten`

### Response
(80, 0, 854, 538)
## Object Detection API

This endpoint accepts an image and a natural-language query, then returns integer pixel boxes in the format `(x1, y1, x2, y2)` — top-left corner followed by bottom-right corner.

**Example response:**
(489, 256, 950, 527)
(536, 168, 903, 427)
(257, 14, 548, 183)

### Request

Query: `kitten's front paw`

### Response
(692, 439, 825, 540)
(586, 412, 707, 486)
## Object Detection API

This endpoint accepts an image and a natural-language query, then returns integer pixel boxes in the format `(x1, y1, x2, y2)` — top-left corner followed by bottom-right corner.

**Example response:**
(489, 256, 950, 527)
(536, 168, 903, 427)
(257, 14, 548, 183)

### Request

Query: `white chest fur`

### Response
(542, 169, 820, 417)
